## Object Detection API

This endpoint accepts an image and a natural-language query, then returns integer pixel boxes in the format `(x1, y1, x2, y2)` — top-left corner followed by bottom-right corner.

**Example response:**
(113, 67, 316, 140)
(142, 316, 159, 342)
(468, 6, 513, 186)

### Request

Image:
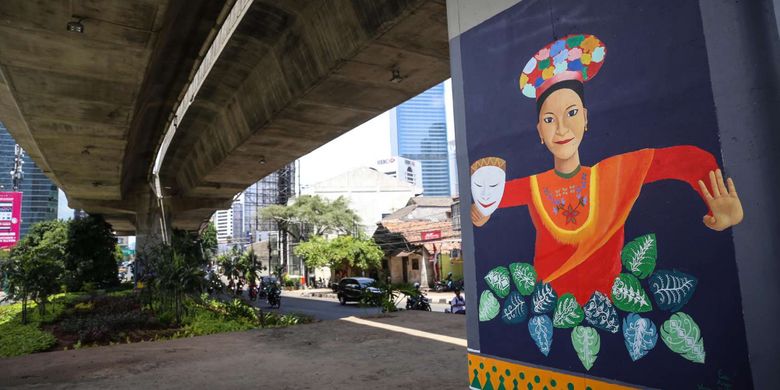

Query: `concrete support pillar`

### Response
(132, 188, 170, 285)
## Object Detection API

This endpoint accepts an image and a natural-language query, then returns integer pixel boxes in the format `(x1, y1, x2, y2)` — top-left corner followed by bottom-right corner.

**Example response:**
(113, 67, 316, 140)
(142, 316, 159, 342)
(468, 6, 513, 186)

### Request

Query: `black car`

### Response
(337, 277, 382, 305)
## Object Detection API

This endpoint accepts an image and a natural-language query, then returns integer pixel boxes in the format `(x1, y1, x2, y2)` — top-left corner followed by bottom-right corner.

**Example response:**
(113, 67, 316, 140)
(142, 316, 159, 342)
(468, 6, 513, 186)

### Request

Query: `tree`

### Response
(201, 222, 218, 257)
(217, 246, 242, 284)
(260, 195, 361, 241)
(295, 235, 383, 276)
(170, 229, 208, 268)
(145, 245, 205, 324)
(237, 249, 264, 284)
(65, 215, 119, 290)
(1, 220, 67, 323)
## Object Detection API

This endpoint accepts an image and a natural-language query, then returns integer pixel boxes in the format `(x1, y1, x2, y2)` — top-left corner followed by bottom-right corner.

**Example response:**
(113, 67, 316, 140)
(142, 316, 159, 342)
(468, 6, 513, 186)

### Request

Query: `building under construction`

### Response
(212, 162, 301, 275)
(241, 161, 297, 240)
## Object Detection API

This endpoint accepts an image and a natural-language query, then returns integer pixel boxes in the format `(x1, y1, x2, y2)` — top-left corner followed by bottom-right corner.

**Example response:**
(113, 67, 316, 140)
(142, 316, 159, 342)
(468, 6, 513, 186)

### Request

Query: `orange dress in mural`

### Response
(498, 145, 717, 304)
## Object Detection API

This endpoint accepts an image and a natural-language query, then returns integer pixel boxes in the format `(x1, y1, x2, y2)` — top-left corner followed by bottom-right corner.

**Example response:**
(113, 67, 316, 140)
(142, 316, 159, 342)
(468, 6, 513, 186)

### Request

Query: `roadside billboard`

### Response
(0, 192, 22, 248)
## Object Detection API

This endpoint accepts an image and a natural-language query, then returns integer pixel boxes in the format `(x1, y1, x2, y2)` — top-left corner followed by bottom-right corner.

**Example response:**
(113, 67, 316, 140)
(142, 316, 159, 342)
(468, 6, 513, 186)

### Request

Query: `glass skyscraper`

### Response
(390, 83, 451, 197)
(0, 123, 58, 237)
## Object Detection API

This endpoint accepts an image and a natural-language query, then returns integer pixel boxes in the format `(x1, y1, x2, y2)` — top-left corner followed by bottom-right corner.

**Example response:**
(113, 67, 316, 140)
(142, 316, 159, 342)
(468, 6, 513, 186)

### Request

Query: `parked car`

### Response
(337, 277, 382, 305)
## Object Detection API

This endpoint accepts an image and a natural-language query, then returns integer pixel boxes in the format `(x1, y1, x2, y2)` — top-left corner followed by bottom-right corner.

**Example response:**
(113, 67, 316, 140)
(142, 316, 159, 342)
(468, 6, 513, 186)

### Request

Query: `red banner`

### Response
(0, 192, 22, 248)
(421, 230, 441, 241)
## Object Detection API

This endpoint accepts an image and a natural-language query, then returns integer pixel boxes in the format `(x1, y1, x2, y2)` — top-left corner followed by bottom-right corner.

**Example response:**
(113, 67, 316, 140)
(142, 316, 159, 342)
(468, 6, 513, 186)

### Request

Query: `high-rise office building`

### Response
(375, 156, 424, 193)
(0, 123, 58, 237)
(212, 208, 233, 243)
(390, 83, 451, 197)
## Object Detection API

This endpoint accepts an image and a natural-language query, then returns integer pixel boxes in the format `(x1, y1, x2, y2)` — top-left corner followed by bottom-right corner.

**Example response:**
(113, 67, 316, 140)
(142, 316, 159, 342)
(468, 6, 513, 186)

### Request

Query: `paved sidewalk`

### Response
(0, 311, 467, 389)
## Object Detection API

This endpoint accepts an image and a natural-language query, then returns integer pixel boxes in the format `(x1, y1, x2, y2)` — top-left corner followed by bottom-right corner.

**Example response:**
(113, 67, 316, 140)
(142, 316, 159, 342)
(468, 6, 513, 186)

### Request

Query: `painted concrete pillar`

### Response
(448, 1, 780, 388)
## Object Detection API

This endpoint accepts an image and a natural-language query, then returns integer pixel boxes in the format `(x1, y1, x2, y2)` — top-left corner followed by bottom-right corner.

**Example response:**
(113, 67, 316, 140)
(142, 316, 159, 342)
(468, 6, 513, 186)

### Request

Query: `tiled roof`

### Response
(406, 196, 453, 207)
(376, 219, 461, 254)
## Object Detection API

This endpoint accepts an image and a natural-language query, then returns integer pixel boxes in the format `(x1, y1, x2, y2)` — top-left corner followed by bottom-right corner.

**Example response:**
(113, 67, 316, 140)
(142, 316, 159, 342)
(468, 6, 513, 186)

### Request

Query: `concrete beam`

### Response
(159, 0, 449, 230)
(0, 0, 228, 233)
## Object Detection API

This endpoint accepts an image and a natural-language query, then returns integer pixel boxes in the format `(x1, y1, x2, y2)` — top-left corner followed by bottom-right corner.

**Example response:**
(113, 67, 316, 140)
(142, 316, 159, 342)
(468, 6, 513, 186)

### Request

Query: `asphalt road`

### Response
(247, 292, 452, 321)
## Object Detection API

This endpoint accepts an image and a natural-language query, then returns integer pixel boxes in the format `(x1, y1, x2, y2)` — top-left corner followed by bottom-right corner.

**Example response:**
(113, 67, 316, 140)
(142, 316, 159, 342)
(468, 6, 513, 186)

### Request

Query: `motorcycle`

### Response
(248, 284, 258, 301)
(405, 292, 432, 311)
(434, 278, 464, 292)
(267, 284, 281, 309)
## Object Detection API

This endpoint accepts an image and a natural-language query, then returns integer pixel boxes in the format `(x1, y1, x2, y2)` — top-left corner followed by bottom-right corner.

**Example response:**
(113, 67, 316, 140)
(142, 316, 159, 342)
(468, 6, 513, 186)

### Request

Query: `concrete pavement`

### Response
(0, 311, 467, 389)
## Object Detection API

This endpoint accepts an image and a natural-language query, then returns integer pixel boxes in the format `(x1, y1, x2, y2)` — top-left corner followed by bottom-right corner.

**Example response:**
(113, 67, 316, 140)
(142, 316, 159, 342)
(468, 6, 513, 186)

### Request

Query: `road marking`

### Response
(340, 316, 467, 347)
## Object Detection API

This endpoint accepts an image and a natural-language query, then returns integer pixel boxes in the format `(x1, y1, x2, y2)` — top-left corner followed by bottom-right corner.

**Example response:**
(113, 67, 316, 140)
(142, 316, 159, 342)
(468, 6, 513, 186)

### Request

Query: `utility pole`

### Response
(254, 180, 259, 244)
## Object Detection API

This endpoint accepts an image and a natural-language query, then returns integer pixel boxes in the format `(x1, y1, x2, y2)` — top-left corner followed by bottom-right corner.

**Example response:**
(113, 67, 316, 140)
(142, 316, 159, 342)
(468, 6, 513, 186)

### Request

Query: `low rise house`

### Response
(373, 197, 461, 287)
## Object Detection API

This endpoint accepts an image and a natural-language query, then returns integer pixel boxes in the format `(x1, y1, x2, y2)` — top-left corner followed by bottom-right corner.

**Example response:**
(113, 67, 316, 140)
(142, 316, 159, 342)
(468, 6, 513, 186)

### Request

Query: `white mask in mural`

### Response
(471, 165, 506, 216)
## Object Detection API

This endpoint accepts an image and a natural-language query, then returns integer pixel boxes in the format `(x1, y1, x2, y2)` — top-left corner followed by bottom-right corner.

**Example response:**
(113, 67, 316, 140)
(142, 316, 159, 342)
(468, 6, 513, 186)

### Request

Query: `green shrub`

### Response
(224, 299, 255, 321)
(0, 295, 73, 327)
(181, 311, 254, 337)
(259, 312, 313, 327)
(0, 323, 56, 357)
(81, 282, 96, 295)
(157, 311, 175, 326)
(74, 302, 94, 312)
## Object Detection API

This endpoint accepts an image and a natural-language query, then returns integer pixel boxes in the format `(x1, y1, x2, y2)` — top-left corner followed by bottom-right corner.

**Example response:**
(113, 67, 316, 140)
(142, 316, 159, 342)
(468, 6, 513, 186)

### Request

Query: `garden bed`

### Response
(0, 290, 314, 358)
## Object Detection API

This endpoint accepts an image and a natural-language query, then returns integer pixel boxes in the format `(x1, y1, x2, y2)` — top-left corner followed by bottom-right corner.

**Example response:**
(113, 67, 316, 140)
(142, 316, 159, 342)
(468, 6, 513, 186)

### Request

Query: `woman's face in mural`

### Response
(537, 88, 588, 164)
(471, 165, 506, 215)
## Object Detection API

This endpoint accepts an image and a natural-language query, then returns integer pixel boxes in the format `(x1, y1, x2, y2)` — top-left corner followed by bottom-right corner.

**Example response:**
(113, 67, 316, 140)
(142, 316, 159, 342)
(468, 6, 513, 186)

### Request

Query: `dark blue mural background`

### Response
(460, 1, 752, 388)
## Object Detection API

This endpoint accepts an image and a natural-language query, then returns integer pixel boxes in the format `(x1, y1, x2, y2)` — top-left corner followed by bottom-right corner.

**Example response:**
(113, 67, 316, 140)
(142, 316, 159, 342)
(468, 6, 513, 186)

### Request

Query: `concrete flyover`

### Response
(0, 0, 450, 235)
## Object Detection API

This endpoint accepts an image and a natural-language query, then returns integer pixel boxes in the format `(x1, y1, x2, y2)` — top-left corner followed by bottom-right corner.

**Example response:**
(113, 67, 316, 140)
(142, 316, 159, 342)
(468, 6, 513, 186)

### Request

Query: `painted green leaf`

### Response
(501, 291, 528, 325)
(571, 326, 600, 370)
(479, 290, 500, 322)
(531, 282, 557, 315)
(621, 233, 657, 279)
(484, 266, 511, 298)
(661, 312, 705, 364)
(509, 262, 537, 296)
(528, 315, 554, 356)
(611, 273, 652, 313)
(553, 293, 584, 328)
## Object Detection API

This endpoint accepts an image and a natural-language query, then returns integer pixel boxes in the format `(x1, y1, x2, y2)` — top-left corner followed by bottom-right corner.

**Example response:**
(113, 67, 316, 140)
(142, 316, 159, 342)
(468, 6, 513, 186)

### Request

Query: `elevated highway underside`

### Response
(0, 0, 449, 234)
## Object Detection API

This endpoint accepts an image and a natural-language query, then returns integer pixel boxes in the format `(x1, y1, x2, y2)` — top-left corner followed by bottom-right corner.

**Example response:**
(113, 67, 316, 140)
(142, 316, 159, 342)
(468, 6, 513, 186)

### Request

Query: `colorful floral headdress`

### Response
(519, 34, 606, 99)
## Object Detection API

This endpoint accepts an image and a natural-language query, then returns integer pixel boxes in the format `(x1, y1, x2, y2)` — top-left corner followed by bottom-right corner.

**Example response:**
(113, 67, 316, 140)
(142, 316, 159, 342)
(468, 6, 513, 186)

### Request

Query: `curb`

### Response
(307, 292, 338, 299)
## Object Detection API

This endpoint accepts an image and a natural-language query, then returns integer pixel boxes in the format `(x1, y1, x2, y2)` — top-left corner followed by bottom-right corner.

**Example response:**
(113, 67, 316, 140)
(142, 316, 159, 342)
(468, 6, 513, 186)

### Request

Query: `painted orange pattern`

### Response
(468, 354, 638, 390)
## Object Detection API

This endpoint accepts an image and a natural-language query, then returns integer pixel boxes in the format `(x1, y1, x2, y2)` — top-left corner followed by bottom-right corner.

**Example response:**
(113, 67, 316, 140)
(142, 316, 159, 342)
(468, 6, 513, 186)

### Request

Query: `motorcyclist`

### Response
(444, 272, 453, 290)
(248, 280, 258, 300)
(406, 282, 428, 310)
(450, 289, 465, 314)
(267, 280, 281, 308)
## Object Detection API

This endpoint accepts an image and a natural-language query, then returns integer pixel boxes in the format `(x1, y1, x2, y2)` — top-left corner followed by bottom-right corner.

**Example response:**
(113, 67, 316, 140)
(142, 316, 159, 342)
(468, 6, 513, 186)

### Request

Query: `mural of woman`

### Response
(470, 34, 744, 305)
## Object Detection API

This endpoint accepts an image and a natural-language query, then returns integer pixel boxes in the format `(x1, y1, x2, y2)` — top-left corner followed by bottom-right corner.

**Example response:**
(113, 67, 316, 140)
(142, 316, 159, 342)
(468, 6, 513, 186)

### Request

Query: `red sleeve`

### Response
(644, 145, 719, 205)
(499, 176, 531, 208)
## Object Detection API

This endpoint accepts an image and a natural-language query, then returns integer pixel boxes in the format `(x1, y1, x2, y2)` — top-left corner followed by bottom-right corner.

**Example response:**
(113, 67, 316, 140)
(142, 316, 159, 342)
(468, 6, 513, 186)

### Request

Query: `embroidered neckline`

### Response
(530, 166, 598, 241)
(554, 165, 581, 179)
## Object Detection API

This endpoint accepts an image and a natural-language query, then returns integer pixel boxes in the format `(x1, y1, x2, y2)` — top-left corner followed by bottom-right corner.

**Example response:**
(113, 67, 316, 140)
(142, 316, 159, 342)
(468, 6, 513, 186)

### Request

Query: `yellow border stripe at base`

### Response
(468, 353, 638, 390)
